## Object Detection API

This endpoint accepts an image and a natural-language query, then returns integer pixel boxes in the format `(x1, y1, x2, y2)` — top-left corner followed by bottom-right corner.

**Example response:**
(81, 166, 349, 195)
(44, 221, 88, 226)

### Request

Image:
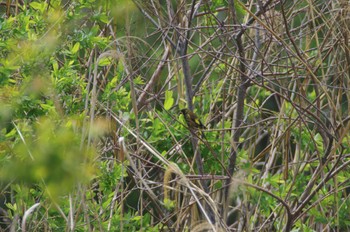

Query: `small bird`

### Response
(180, 108, 206, 130)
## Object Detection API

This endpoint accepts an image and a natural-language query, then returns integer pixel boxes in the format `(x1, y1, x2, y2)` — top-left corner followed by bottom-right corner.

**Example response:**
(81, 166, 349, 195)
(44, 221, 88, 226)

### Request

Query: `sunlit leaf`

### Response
(71, 42, 80, 54)
(98, 57, 112, 66)
(164, 90, 174, 110)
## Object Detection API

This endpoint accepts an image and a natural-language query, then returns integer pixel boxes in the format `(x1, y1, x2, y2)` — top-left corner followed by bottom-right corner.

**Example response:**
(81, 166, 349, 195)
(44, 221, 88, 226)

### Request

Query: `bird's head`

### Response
(180, 108, 189, 115)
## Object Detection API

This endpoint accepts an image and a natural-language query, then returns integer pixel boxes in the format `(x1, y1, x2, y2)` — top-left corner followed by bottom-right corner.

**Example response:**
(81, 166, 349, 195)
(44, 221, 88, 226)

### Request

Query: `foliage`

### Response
(1, 0, 350, 231)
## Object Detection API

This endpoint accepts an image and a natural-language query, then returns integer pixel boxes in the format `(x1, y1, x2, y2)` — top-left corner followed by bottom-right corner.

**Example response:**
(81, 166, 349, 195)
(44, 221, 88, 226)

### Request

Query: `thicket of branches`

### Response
(0, 0, 350, 231)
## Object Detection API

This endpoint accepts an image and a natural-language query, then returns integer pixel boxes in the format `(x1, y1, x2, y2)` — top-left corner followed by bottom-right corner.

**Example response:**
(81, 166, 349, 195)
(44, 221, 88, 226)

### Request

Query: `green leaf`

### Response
(134, 75, 144, 85)
(98, 57, 111, 66)
(5, 128, 16, 138)
(71, 42, 80, 54)
(29, 2, 42, 10)
(52, 60, 59, 72)
(29, 2, 47, 13)
(314, 133, 324, 152)
(164, 198, 175, 210)
(164, 90, 174, 110)
(99, 14, 110, 24)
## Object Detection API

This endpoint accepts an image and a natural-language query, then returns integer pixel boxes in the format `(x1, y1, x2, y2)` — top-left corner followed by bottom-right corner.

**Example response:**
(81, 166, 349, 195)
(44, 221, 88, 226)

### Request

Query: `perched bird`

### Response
(180, 108, 206, 130)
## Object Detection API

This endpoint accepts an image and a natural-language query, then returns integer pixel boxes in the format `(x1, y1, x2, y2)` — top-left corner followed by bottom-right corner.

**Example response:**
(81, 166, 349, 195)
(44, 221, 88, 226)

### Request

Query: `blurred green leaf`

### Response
(164, 90, 174, 110)
(71, 42, 80, 54)
(98, 57, 112, 66)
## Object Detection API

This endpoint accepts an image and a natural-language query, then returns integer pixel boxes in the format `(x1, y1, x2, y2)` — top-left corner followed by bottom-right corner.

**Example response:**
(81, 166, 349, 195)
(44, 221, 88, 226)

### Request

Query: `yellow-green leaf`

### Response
(98, 57, 111, 66)
(164, 90, 174, 110)
(71, 42, 80, 54)
(30, 2, 47, 13)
